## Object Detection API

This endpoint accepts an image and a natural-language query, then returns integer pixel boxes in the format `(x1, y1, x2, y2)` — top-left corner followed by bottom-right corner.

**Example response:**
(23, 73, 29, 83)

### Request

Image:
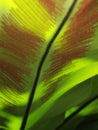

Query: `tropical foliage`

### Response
(0, 0, 98, 130)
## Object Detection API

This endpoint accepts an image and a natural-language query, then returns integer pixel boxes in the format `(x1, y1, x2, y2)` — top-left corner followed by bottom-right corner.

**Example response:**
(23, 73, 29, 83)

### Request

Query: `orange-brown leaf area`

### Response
(0, 0, 67, 96)
(43, 0, 98, 101)
(0, 15, 43, 92)
(48, 0, 98, 78)
(40, 0, 66, 17)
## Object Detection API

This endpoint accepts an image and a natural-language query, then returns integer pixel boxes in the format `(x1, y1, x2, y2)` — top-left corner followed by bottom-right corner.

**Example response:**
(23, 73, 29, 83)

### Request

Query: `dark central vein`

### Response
(20, 0, 78, 129)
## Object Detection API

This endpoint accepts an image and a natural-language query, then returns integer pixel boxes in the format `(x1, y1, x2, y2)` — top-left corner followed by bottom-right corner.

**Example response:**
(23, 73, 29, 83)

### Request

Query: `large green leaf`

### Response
(0, 0, 98, 130)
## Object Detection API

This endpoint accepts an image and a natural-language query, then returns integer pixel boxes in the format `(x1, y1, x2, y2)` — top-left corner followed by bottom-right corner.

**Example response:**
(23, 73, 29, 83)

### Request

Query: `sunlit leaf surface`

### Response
(0, 0, 98, 130)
